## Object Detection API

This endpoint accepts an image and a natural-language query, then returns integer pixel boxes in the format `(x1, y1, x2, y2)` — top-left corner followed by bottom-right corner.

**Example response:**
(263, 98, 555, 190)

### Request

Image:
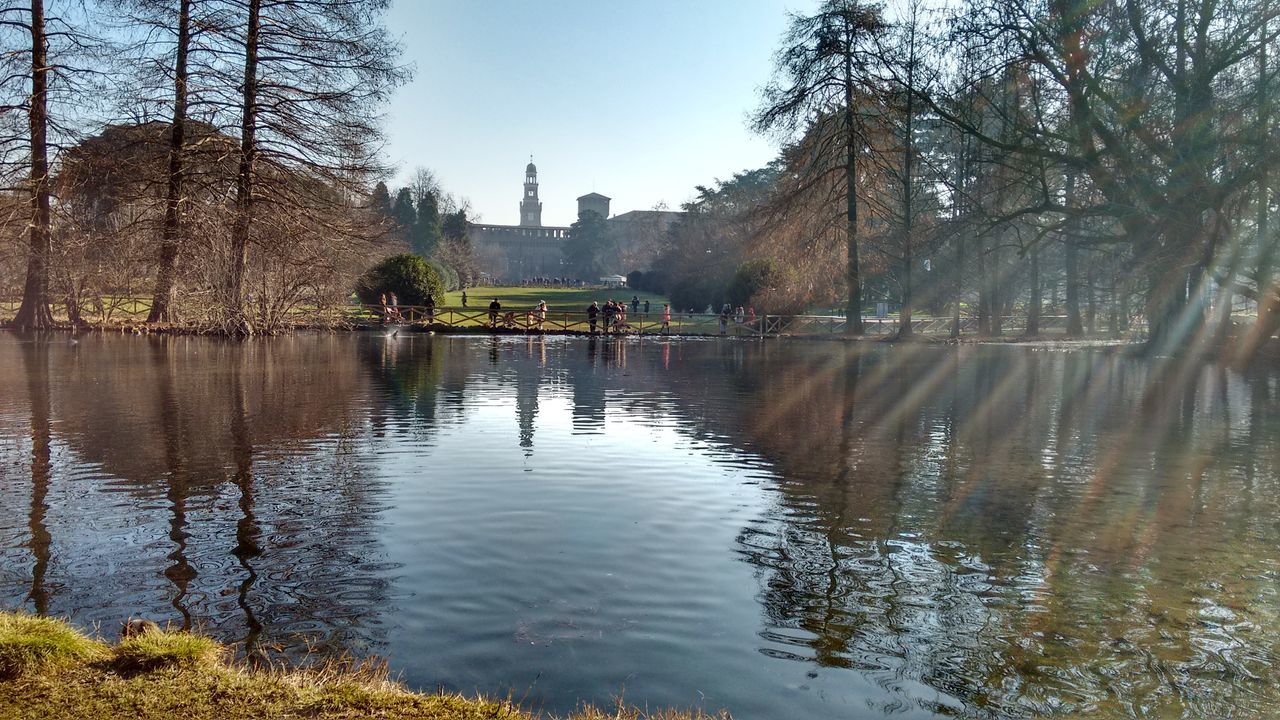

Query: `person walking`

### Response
(461, 290, 468, 308)
(424, 293, 436, 324)
(378, 292, 388, 323)
(719, 303, 730, 335)
(661, 303, 671, 334)
(643, 299, 650, 314)
(388, 292, 401, 321)
(488, 298, 502, 327)
(631, 296, 640, 315)
(587, 301, 600, 334)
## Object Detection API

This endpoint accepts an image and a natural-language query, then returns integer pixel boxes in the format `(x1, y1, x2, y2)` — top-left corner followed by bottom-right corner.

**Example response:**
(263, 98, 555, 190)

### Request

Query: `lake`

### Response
(1, 332, 1277, 718)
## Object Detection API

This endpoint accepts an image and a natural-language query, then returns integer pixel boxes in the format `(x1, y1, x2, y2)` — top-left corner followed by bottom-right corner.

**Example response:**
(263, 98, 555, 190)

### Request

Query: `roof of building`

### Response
(609, 209, 685, 221)
(526, 162, 537, 173)
(577, 192, 611, 201)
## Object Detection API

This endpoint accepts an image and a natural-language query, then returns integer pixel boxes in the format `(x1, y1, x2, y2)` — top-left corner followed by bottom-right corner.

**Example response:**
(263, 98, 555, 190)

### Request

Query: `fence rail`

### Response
(2, 297, 1149, 337)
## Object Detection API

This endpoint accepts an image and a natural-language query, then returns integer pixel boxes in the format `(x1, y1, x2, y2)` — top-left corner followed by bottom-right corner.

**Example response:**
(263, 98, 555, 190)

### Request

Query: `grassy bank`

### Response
(0, 612, 719, 720)
(443, 286, 668, 313)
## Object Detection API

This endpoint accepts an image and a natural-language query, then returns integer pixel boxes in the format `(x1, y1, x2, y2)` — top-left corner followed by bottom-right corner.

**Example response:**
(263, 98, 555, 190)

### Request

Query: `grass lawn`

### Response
(443, 286, 669, 313)
(0, 611, 720, 720)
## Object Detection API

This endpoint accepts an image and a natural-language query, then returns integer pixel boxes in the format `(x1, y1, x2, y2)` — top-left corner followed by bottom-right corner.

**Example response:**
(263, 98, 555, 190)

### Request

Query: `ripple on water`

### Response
(2, 334, 1280, 718)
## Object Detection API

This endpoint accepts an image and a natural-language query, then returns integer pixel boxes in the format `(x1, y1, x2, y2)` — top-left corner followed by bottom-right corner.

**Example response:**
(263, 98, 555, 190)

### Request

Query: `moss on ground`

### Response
(0, 612, 724, 720)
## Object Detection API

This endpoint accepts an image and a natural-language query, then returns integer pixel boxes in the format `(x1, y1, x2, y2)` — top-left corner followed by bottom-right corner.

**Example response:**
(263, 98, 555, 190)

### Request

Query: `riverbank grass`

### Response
(0, 612, 720, 720)
(0, 612, 108, 677)
(113, 627, 223, 671)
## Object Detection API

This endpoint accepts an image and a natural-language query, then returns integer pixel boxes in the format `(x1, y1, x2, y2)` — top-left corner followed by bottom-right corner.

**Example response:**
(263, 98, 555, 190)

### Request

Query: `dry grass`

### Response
(0, 612, 727, 720)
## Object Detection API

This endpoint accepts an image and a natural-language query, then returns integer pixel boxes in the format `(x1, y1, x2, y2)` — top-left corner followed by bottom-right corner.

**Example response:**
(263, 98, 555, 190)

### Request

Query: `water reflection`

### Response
(21, 340, 51, 615)
(1, 333, 1278, 718)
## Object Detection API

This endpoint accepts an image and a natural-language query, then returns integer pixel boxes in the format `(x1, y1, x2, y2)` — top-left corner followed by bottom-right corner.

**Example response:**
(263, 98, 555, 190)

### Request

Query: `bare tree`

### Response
(219, 0, 408, 334)
(755, 0, 886, 335)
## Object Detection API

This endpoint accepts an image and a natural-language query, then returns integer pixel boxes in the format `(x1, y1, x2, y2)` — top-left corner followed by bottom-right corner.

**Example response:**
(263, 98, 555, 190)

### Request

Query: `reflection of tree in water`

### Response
(654, 343, 1280, 717)
(357, 334, 472, 436)
(21, 339, 52, 615)
(3, 335, 394, 662)
(153, 341, 195, 628)
(228, 355, 263, 654)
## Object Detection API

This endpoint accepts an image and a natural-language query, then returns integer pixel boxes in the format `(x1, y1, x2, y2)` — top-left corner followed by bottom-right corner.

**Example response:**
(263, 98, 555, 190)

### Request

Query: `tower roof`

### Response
(526, 161, 537, 173)
(577, 192, 611, 201)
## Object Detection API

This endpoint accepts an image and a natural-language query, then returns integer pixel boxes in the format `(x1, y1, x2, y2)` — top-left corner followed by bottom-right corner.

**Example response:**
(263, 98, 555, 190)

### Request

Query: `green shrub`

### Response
(356, 254, 446, 306)
(0, 612, 107, 677)
(114, 630, 223, 672)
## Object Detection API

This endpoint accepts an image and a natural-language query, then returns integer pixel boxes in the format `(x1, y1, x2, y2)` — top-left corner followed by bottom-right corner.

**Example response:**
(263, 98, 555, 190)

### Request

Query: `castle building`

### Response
(467, 160, 681, 282)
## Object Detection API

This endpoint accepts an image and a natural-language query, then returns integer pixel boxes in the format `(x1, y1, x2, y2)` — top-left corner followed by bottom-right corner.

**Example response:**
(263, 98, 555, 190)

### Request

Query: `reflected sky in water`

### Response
(1, 332, 1278, 719)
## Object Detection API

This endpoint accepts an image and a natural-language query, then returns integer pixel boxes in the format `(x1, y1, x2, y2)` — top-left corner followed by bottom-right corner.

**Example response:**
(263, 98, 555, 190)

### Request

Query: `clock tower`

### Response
(519, 159, 542, 227)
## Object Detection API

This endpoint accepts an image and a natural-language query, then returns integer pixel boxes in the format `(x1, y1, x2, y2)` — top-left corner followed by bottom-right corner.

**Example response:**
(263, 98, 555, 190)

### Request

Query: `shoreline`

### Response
(1, 317, 1145, 347)
(0, 611, 720, 720)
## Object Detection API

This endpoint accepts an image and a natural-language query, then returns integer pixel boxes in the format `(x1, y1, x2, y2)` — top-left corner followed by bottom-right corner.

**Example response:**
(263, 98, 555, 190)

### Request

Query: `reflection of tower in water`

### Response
(515, 337, 545, 456)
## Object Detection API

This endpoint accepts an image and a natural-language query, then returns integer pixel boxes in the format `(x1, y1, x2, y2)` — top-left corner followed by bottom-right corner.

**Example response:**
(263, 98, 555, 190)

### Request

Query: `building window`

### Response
(527, 190, 534, 197)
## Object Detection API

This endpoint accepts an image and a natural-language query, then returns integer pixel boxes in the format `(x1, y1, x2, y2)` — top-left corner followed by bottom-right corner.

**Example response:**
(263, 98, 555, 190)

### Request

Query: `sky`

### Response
(382, 1, 811, 227)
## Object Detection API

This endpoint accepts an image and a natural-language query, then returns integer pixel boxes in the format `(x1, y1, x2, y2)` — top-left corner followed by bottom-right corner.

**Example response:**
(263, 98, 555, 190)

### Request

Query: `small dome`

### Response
(526, 162, 537, 173)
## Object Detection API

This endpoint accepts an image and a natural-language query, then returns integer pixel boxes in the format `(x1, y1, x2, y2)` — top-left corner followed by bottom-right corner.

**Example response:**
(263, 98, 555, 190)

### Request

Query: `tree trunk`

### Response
(1108, 269, 1119, 337)
(1085, 256, 1097, 335)
(950, 234, 962, 339)
(1064, 240, 1083, 336)
(1064, 175, 1083, 337)
(226, 0, 261, 335)
(1027, 244, 1041, 335)
(898, 43, 915, 338)
(12, 0, 54, 331)
(1119, 276, 1130, 334)
(148, 0, 191, 324)
(1244, 32, 1276, 359)
(1145, 253, 1188, 353)
(990, 245, 1003, 336)
(843, 38, 863, 335)
(977, 246, 990, 336)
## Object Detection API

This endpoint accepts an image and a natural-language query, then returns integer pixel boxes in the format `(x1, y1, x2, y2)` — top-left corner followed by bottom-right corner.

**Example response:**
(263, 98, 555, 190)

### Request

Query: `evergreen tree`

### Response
(441, 208, 469, 241)
(371, 181, 392, 218)
(563, 210, 613, 279)
(413, 190, 441, 255)
(392, 187, 416, 229)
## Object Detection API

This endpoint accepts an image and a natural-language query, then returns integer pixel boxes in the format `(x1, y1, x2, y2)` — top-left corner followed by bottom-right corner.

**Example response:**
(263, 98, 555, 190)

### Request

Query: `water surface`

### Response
(1, 332, 1277, 718)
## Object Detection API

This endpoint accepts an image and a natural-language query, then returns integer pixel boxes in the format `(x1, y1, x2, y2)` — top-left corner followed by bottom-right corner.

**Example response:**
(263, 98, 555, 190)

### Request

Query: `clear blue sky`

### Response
(382, 1, 810, 227)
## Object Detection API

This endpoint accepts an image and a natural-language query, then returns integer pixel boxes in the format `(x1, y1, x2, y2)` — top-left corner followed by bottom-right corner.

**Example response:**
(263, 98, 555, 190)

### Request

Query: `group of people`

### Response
(586, 297, 672, 334)
(378, 292, 436, 323)
(715, 303, 756, 334)
(378, 291, 753, 336)
(486, 298, 549, 330)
